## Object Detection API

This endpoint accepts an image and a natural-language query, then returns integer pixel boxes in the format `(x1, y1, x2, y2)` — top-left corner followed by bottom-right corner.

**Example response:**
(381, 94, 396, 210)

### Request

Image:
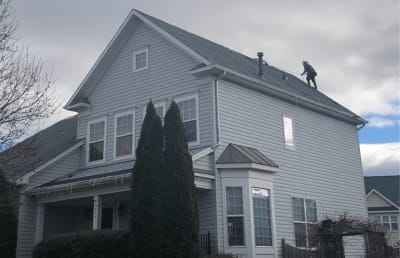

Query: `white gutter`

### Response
(16, 141, 84, 185)
(26, 171, 215, 195)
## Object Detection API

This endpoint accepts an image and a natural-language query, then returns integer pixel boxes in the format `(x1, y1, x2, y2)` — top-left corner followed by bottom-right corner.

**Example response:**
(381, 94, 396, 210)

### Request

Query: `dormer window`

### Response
(133, 48, 148, 72)
(87, 118, 106, 163)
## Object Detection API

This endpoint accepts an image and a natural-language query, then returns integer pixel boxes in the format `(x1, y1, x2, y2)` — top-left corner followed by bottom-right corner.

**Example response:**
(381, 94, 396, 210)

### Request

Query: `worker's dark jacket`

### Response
(303, 63, 317, 77)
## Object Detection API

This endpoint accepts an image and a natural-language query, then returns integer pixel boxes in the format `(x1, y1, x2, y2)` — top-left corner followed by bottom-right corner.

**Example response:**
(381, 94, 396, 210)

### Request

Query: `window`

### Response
(133, 49, 148, 71)
(226, 187, 244, 246)
(374, 215, 398, 230)
(114, 112, 134, 159)
(176, 95, 199, 144)
(252, 188, 273, 246)
(87, 119, 106, 163)
(292, 197, 317, 248)
(283, 116, 294, 148)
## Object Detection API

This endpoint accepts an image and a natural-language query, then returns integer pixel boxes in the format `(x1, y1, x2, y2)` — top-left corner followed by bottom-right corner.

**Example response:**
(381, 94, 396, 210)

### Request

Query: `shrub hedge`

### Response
(32, 230, 130, 258)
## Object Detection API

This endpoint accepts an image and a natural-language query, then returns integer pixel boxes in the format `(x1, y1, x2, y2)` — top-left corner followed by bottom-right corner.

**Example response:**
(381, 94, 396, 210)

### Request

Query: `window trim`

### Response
(113, 110, 135, 160)
(283, 115, 295, 150)
(226, 186, 245, 247)
(291, 196, 318, 248)
(252, 187, 273, 247)
(174, 93, 200, 146)
(133, 48, 149, 72)
(86, 117, 107, 165)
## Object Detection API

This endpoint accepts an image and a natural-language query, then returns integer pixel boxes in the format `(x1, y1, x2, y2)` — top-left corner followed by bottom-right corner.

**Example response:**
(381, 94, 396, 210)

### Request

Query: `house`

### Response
(364, 176, 400, 247)
(4, 9, 369, 258)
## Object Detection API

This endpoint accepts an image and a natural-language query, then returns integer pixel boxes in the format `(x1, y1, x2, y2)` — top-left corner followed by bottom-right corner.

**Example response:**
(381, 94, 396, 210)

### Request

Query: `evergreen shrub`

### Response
(32, 230, 130, 258)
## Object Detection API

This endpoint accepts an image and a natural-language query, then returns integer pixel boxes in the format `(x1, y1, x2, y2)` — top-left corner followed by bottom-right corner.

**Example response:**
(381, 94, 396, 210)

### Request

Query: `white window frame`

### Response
(113, 110, 135, 160)
(133, 48, 149, 72)
(374, 215, 399, 231)
(283, 115, 295, 150)
(174, 93, 200, 146)
(226, 186, 245, 247)
(86, 117, 107, 165)
(142, 101, 166, 122)
(252, 187, 273, 247)
(291, 196, 318, 248)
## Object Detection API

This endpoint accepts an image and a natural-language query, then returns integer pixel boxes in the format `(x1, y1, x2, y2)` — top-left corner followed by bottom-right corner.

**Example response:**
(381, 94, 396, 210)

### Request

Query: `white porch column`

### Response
(112, 202, 119, 230)
(93, 195, 102, 230)
(34, 204, 45, 244)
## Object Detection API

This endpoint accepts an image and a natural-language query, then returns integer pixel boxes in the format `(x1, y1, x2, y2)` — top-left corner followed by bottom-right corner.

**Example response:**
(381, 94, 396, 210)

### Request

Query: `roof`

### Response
(0, 116, 78, 181)
(364, 175, 400, 208)
(216, 143, 278, 168)
(66, 9, 365, 125)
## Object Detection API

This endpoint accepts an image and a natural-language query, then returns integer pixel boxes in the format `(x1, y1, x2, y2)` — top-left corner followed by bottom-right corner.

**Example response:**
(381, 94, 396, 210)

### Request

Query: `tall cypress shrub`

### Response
(0, 172, 17, 258)
(163, 101, 199, 258)
(130, 101, 164, 258)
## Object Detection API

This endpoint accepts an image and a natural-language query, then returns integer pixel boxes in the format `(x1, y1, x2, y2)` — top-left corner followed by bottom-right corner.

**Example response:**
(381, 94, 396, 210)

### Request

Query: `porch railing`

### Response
(200, 231, 211, 255)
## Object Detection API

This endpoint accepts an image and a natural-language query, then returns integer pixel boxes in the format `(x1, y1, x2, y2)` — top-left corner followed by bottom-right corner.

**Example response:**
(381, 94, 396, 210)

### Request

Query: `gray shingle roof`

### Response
(216, 143, 278, 168)
(0, 116, 79, 181)
(365, 175, 400, 208)
(137, 10, 360, 120)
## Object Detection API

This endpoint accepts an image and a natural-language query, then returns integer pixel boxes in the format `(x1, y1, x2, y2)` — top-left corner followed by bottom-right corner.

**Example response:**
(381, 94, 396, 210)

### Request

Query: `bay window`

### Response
(252, 188, 273, 246)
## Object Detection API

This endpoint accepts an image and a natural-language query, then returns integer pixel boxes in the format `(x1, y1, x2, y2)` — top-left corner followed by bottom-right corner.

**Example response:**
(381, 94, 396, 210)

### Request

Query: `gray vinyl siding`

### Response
(16, 195, 37, 258)
(216, 80, 367, 254)
(193, 153, 214, 173)
(76, 21, 214, 168)
(27, 148, 80, 188)
(198, 188, 218, 254)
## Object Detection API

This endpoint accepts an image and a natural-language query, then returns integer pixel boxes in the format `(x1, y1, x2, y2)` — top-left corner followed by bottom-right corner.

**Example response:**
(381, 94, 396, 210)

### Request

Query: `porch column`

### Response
(34, 204, 45, 244)
(112, 202, 119, 230)
(93, 195, 102, 230)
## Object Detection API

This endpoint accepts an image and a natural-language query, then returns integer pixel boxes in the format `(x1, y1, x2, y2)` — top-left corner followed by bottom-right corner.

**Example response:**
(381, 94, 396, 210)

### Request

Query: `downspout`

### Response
(213, 69, 225, 254)
(214, 70, 226, 144)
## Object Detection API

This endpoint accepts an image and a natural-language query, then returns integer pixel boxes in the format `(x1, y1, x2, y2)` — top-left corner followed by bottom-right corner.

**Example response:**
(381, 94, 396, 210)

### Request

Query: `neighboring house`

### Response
(365, 175, 400, 247)
(4, 10, 368, 258)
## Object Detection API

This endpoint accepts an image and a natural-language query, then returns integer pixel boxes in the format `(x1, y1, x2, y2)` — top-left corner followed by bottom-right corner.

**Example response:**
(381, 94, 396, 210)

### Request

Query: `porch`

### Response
(27, 170, 216, 253)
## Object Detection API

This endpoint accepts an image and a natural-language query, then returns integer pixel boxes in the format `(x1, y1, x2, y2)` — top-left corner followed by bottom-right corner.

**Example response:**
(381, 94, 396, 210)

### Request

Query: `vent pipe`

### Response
(257, 52, 264, 77)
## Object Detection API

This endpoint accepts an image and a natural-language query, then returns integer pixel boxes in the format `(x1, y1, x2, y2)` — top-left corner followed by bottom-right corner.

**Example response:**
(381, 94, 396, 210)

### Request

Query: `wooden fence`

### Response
(282, 239, 320, 258)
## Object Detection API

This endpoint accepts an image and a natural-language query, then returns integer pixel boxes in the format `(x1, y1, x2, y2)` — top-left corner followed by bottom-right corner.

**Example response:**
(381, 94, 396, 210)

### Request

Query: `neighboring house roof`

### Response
(65, 9, 365, 125)
(364, 175, 400, 209)
(217, 143, 278, 168)
(0, 116, 78, 181)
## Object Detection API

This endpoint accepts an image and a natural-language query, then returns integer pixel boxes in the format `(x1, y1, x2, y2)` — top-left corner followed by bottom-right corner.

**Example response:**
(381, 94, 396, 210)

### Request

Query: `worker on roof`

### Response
(301, 61, 317, 89)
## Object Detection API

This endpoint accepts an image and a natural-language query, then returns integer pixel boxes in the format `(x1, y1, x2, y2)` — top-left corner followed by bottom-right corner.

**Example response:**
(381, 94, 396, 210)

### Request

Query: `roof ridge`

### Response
(134, 9, 258, 64)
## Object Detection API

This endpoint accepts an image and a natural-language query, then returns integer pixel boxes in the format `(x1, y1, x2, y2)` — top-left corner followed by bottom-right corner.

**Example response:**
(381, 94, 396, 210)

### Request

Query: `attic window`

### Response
(283, 116, 295, 149)
(133, 48, 148, 72)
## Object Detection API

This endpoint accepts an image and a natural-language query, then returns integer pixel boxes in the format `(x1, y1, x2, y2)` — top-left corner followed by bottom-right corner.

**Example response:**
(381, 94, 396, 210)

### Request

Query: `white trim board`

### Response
(16, 141, 84, 185)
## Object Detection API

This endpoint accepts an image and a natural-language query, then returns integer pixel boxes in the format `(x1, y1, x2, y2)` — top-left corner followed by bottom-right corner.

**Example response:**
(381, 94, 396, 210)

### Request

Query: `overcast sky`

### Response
(13, 0, 399, 176)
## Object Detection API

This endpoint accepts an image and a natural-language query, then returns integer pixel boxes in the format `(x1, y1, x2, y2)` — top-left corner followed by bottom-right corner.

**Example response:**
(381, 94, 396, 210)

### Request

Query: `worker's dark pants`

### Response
(307, 75, 317, 89)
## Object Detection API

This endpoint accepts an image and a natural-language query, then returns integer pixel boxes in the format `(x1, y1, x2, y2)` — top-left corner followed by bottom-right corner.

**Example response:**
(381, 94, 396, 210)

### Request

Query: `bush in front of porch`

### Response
(32, 230, 130, 258)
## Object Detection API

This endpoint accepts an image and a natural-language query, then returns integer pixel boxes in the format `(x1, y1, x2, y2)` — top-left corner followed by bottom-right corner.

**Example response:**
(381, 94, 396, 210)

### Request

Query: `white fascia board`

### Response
(65, 10, 136, 108)
(367, 189, 400, 210)
(191, 64, 366, 125)
(16, 141, 84, 185)
(216, 162, 279, 173)
(131, 9, 211, 66)
(368, 210, 400, 214)
(192, 144, 218, 161)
